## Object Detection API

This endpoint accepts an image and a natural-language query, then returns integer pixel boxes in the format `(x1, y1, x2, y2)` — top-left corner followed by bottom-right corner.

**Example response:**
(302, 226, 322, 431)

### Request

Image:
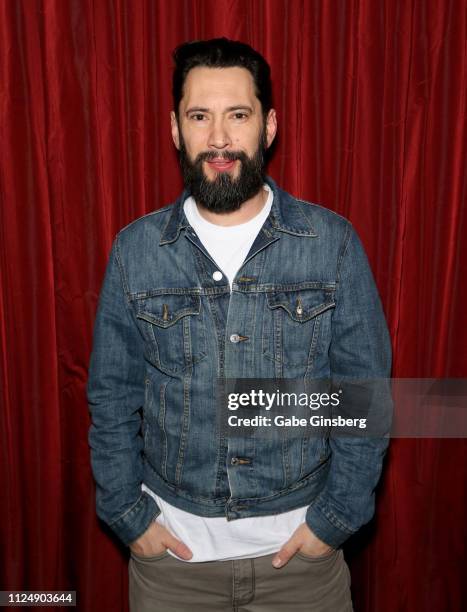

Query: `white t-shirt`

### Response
(142, 184, 307, 562)
(182, 183, 273, 287)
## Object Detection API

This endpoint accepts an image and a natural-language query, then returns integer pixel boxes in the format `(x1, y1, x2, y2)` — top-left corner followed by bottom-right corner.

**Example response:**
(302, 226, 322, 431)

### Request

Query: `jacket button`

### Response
(230, 334, 240, 343)
(231, 457, 239, 465)
(212, 271, 223, 281)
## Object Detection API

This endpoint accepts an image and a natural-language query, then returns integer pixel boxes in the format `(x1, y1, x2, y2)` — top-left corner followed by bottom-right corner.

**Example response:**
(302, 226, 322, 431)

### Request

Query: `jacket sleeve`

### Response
(305, 222, 392, 548)
(87, 236, 160, 546)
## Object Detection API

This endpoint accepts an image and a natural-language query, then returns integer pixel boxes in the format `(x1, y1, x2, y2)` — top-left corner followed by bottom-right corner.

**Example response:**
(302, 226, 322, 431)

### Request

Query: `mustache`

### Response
(194, 150, 248, 164)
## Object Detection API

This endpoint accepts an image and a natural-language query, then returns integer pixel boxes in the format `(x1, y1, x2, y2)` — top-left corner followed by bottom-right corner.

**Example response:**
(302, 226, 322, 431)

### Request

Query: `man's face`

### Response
(171, 66, 277, 212)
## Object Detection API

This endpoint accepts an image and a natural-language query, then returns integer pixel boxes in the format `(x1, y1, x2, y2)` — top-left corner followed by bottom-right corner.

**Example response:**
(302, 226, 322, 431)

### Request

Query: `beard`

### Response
(178, 128, 267, 213)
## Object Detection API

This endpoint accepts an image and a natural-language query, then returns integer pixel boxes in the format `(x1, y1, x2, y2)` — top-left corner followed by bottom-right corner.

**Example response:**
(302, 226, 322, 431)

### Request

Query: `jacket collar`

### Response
(159, 175, 317, 245)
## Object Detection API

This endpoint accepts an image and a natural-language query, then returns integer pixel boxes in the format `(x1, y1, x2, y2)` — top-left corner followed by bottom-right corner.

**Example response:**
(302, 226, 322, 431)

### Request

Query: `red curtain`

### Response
(1, 1, 466, 610)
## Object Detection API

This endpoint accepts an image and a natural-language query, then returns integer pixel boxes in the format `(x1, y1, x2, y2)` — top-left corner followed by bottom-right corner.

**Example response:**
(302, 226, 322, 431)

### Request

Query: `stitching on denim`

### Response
(109, 493, 144, 526)
(290, 199, 319, 236)
(335, 222, 353, 286)
(114, 236, 131, 297)
(159, 382, 168, 481)
(322, 507, 356, 535)
(116, 203, 173, 237)
(294, 198, 351, 225)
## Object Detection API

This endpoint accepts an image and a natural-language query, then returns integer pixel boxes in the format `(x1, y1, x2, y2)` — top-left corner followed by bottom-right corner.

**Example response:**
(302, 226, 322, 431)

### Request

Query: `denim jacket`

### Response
(87, 176, 392, 548)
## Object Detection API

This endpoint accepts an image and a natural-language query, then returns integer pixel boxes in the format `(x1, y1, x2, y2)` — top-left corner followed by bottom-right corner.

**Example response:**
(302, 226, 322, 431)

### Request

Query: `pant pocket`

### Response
(130, 549, 170, 563)
(295, 548, 338, 563)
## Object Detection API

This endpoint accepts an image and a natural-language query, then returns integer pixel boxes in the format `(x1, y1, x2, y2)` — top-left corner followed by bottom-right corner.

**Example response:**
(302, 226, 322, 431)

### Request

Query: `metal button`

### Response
(296, 297, 303, 316)
(230, 334, 240, 343)
(212, 271, 223, 281)
(231, 457, 239, 465)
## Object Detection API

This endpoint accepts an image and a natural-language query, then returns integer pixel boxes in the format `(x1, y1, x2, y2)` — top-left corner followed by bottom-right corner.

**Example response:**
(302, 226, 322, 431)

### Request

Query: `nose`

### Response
(208, 116, 231, 150)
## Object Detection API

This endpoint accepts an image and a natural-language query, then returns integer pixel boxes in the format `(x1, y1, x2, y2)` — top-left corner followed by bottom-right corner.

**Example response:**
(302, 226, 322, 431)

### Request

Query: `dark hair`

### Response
(172, 37, 272, 118)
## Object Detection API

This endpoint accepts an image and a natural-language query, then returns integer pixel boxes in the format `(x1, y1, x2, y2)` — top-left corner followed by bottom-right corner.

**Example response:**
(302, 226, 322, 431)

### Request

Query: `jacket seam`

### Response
(294, 198, 351, 224)
(335, 222, 354, 286)
(108, 493, 144, 527)
(320, 506, 356, 535)
(116, 205, 174, 237)
(114, 236, 131, 298)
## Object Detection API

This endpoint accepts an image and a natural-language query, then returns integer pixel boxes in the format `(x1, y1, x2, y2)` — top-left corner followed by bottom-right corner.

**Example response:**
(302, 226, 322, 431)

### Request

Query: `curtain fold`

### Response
(1, 1, 466, 610)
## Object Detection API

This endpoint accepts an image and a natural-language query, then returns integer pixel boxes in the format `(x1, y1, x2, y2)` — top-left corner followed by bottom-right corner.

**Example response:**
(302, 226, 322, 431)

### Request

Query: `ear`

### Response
(265, 109, 278, 149)
(170, 111, 180, 150)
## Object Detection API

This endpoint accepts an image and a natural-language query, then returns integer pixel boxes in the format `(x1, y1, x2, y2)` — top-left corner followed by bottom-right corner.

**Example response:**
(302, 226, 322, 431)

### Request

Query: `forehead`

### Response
(181, 66, 259, 108)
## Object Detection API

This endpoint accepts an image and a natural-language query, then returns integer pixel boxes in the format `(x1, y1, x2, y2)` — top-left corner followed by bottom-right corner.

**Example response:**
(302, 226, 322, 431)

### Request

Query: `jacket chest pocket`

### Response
(262, 286, 336, 366)
(134, 292, 207, 375)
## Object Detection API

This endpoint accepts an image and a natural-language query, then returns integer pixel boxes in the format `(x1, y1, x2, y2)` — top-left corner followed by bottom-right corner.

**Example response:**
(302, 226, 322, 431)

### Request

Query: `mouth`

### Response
(206, 158, 237, 172)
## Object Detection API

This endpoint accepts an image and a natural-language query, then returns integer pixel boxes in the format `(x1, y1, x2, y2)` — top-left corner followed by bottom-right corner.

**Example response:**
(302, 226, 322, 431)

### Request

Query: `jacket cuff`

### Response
(306, 501, 355, 549)
(108, 492, 161, 546)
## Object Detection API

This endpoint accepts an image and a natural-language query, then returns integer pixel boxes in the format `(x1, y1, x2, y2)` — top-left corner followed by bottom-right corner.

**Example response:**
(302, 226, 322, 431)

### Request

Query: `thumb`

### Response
(272, 537, 299, 569)
(163, 532, 193, 560)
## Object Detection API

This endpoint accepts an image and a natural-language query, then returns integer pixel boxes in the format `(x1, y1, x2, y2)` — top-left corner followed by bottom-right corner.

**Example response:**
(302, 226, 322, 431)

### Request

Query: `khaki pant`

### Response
(129, 548, 353, 611)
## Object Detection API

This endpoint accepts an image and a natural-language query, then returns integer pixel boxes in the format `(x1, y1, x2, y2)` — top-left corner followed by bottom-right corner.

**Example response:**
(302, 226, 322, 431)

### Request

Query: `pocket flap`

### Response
(266, 288, 335, 322)
(136, 293, 201, 328)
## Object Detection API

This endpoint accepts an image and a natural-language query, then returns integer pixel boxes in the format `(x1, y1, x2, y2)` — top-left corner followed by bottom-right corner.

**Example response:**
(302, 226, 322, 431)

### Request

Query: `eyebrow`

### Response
(185, 105, 254, 115)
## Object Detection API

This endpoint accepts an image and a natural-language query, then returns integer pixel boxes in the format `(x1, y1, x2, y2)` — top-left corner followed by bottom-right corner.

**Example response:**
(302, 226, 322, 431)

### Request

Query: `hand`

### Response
(129, 520, 193, 560)
(272, 523, 333, 568)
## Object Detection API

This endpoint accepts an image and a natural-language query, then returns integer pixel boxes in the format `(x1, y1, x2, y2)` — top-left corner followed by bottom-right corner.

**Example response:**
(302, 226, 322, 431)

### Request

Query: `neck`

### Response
(195, 187, 267, 227)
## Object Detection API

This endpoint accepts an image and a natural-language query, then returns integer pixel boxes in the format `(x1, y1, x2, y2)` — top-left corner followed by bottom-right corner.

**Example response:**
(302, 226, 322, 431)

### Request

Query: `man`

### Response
(88, 38, 391, 612)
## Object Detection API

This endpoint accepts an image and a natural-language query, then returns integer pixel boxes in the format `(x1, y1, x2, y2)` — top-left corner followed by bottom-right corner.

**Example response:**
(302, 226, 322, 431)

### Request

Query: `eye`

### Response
(232, 112, 248, 120)
(190, 113, 206, 121)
